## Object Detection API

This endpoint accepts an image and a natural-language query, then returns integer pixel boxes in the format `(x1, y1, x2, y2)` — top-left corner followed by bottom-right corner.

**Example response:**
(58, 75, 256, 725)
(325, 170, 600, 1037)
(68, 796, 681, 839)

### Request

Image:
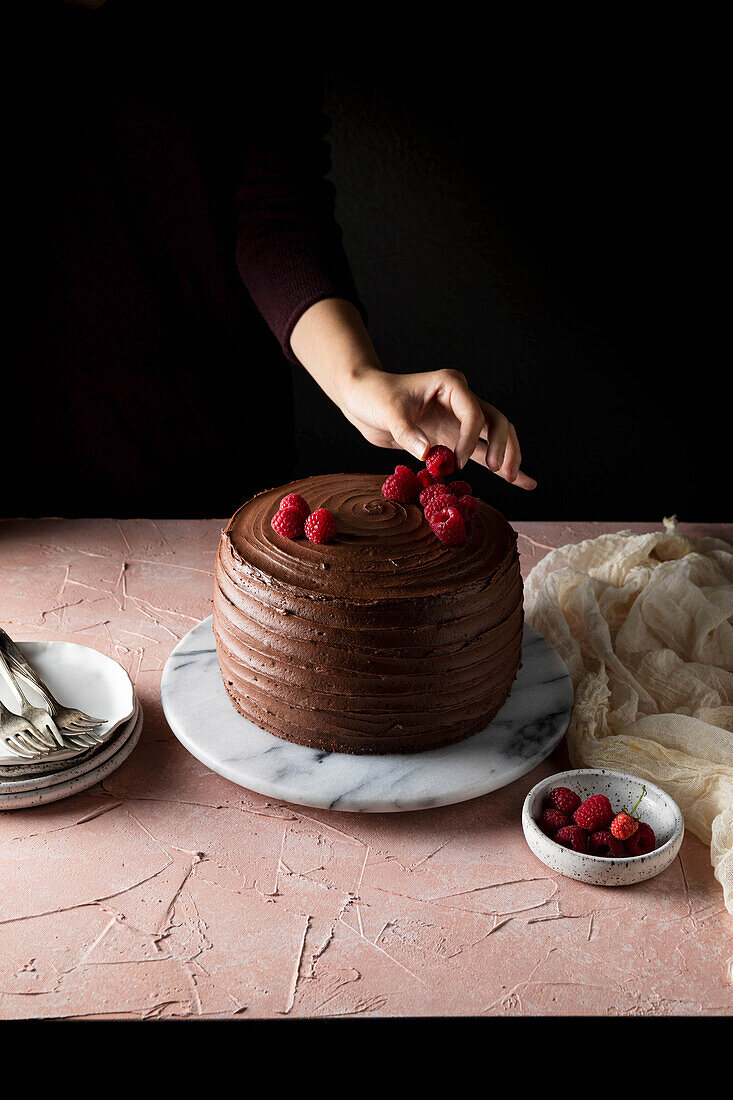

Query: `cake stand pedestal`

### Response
(161, 618, 573, 813)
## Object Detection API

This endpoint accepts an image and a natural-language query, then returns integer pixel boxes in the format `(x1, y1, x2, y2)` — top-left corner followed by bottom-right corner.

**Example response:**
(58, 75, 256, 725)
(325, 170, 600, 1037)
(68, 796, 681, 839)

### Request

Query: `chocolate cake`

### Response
(213, 473, 523, 754)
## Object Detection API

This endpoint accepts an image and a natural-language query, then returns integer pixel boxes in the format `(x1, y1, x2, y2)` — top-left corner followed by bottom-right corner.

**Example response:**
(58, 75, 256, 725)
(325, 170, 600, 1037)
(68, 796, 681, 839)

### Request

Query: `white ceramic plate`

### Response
(0, 640, 135, 767)
(0, 704, 143, 809)
(0, 700, 141, 792)
(522, 768, 684, 886)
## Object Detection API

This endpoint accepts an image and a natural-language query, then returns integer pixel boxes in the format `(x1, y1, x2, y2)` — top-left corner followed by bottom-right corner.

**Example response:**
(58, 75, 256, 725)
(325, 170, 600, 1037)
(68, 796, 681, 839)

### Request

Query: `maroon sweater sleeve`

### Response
(235, 79, 365, 361)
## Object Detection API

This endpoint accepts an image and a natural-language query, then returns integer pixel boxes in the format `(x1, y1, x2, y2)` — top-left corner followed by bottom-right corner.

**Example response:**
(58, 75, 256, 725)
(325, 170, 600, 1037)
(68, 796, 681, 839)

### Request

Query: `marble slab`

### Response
(161, 617, 573, 813)
(0, 705, 143, 810)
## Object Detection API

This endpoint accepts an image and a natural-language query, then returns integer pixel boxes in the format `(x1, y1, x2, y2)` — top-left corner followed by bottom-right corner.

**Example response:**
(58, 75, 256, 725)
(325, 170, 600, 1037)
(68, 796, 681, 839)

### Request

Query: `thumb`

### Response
(389, 410, 430, 462)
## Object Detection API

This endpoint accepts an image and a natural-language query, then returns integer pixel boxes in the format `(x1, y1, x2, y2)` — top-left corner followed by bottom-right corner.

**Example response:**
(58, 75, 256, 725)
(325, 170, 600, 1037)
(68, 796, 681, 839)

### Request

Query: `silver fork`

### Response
(0, 699, 54, 757)
(0, 648, 63, 749)
(0, 629, 105, 739)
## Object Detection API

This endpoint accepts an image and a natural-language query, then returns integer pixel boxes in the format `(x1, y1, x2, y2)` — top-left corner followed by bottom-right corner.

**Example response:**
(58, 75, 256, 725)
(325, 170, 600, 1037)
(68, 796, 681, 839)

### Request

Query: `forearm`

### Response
(290, 297, 382, 408)
(291, 297, 430, 461)
(236, 81, 364, 361)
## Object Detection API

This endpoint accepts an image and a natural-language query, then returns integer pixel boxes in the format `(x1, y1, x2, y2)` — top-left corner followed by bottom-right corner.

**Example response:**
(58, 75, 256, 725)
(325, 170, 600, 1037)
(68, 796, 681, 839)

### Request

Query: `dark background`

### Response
(290, 60, 728, 520)
(13, 16, 728, 521)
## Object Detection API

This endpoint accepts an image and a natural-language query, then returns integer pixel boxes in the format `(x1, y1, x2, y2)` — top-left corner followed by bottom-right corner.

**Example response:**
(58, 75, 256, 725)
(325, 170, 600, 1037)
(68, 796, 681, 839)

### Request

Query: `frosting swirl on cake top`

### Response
(226, 472, 515, 600)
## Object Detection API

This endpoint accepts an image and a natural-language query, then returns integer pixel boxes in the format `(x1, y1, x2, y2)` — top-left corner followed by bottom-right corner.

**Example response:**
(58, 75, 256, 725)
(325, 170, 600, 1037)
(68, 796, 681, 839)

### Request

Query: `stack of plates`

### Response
(0, 642, 142, 810)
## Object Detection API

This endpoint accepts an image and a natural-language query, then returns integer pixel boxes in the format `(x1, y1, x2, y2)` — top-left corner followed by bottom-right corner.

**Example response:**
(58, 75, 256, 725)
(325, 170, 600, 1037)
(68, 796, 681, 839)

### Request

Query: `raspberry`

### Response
(456, 495, 479, 522)
(448, 480, 472, 498)
(416, 469, 444, 490)
(419, 483, 449, 510)
(539, 808, 569, 836)
(425, 445, 456, 478)
(612, 785, 646, 840)
(424, 492, 459, 522)
(554, 825, 588, 853)
(271, 506, 305, 539)
(429, 505, 467, 546)
(279, 493, 309, 517)
(611, 812, 639, 840)
(304, 508, 337, 544)
(587, 830, 625, 857)
(625, 821, 656, 856)
(382, 466, 421, 503)
(547, 787, 582, 815)
(573, 794, 614, 832)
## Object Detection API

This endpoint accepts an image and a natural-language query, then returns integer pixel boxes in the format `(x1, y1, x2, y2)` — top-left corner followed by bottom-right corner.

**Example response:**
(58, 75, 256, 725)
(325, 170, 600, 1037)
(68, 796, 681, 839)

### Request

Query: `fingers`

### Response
(440, 371, 485, 470)
(475, 399, 510, 474)
(386, 402, 430, 462)
(470, 437, 537, 490)
(500, 422, 537, 488)
(511, 469, 538, 490)
(502, 421, 521, 482)
(449, 384, 537, 488)
(381, 370, 537, 489)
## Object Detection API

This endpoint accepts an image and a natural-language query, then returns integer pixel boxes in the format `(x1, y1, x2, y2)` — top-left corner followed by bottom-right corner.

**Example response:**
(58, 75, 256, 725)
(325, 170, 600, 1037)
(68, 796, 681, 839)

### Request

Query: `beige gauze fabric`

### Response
(524, 518, 733, 917)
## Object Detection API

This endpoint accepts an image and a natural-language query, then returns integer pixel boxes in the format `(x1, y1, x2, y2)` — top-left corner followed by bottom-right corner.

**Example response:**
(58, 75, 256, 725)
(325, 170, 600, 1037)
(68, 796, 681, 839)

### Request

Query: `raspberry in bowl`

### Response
(521, 768, 684, 886)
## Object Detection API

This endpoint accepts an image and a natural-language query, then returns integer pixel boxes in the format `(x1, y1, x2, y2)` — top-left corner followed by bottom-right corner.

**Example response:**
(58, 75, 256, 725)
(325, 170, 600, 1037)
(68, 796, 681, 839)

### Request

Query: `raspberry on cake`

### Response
(304, 508, 337, 544)
(429, 505, 467, 546)
(271, 506, 305, 539)
(456, 495, 479, 522)
(448, 480, 472, 498)
(419, 483, 448, 510)
(426, 445, 456, 478)
(424, 492, 459, 522)
(382, 466, 420, 503)
(280, 493, 309, 516)
(416, 469, 443, 490)
(213, 474, 523, 755)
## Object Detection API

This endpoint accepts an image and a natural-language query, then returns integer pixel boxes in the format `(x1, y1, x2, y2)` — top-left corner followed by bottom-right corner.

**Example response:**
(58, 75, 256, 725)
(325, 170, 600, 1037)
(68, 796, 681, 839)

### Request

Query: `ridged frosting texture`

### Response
(213, 474, 523, 754)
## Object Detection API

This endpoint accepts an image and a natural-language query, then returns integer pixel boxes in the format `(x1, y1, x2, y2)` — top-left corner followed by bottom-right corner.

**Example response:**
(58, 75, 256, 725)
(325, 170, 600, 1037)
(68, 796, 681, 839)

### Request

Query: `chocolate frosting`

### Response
(213, 474, 523, 754)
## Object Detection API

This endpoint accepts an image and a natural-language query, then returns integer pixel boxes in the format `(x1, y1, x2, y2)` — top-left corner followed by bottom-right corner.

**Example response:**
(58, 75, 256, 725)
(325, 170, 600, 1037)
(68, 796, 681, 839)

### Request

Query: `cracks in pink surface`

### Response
(75, 801, 125, 825)
(517, 533, 562, 554)
(126, 558, 214, 577)
(483, 947, 558, 1013)
(116, 521, 132, 557)
(2, 518, 732, 1019)
(284, 916, 311, 1014)
(116, 561, 127, 611)
(678, 852, 694, 923)
(2, 813, 729, 1024)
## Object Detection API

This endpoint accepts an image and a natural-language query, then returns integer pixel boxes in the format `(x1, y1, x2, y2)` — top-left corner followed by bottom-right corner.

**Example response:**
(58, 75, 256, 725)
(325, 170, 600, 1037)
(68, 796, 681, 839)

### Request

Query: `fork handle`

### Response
(0, 629, 54, 708)
(0, 697, 18, 724)
(0, 647, 26, 709)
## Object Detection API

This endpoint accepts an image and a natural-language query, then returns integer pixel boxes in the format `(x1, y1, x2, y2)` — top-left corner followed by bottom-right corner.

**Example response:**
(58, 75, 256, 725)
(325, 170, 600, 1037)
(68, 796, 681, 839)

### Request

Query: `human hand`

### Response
(338, 368, 537, 489)
(290, 300, 536, 489)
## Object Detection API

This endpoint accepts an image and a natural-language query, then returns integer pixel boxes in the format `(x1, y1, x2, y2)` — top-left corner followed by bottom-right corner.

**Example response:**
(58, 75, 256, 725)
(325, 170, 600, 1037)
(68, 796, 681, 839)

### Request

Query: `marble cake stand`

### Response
(161, 617, 573, 813)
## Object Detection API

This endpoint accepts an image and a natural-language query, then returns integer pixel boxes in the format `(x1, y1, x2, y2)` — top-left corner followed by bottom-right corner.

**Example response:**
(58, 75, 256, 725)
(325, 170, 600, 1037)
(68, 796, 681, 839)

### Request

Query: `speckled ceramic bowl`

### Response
(522, 768, 684, 886)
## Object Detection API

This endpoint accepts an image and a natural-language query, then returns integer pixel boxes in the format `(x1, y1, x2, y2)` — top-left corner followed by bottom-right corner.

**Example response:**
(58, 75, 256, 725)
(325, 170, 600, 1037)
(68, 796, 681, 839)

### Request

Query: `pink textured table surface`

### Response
(1, 518, 731, 1019)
